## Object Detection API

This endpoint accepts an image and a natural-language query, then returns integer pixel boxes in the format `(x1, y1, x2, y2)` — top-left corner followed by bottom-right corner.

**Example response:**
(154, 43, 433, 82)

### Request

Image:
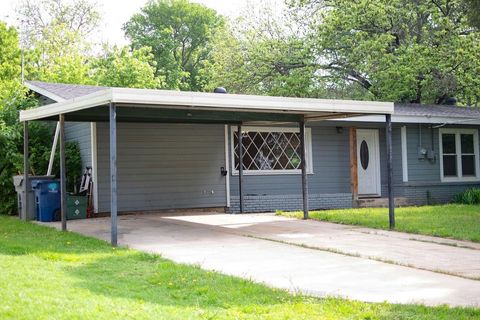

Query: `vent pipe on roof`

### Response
(213, 87, 227, 94)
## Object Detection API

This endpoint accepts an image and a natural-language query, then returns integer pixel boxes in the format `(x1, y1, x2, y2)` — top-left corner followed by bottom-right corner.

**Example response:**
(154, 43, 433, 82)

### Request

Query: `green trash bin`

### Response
(66, 195, 87, 220)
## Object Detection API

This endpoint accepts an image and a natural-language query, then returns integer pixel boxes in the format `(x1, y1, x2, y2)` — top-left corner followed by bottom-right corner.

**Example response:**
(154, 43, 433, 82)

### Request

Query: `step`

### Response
(356, 197, 409, 208)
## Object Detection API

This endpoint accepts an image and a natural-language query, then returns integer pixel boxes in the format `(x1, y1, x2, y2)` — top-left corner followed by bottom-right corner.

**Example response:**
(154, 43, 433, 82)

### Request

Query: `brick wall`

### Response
(227, 193, 352, 213)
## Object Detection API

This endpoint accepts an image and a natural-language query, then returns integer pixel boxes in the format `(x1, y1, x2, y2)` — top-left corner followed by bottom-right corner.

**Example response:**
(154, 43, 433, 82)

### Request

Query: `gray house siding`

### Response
(95, 123, 227, 213)
(65, 122, 92, 168)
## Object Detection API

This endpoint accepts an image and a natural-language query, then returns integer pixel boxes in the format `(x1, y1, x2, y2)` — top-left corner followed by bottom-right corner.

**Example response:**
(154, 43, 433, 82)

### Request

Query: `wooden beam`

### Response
(300, 121, 309, 219)
(386, 114, 395, 229)
(349, 127, 358, 206)
(59, 114, 67, 231)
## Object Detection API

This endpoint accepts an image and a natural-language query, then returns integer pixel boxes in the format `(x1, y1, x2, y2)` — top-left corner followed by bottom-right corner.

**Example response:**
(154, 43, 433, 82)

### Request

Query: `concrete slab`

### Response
(43, 213, 480, 307)
(165, 213, 480, 280)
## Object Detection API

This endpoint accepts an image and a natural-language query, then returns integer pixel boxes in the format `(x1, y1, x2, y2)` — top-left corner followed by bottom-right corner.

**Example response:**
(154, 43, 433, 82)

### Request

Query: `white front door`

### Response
(357, 129, 381, 196)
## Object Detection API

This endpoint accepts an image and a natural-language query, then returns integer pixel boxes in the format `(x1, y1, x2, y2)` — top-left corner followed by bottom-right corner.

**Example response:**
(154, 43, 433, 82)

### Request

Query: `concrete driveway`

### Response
(45, 212, 480, 307)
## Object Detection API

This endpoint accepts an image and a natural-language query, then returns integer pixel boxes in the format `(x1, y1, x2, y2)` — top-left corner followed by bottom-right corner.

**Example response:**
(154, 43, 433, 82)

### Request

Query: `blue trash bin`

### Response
(31, 180, 61, 222)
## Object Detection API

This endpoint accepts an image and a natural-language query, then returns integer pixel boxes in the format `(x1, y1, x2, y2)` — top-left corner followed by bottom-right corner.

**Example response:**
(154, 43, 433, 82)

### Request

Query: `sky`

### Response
(0, 0, 280, 45)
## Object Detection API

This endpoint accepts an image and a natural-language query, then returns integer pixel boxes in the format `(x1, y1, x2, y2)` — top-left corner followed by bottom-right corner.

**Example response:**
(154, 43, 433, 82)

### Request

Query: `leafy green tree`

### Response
(16, 0, 100, 84)
(463, 0, 480, 28)
(124, 0, 224, 91)
(293, 0, 480, 105)
(0, 22, 22, 103)
(91, 46, 163, 88)
(209, 3, 320, 97)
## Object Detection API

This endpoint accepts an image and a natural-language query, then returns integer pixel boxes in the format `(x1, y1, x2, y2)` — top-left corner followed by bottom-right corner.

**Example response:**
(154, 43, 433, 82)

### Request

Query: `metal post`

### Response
(59, 114, 67, 231)
(386, 114, 395, 229)
(299, 121, 309, 219)
(23, 121, 29, 221)
(237, 124, 244, 213)
(110, 103, 118, 246)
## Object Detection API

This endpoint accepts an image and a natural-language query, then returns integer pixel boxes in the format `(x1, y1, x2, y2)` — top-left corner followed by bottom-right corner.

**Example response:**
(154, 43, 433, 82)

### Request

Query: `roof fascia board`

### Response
(110, 88, 394, 115)
(20, 89, 113, 121)
(331, 115, 480, 125)
(25, 82, 66, 102)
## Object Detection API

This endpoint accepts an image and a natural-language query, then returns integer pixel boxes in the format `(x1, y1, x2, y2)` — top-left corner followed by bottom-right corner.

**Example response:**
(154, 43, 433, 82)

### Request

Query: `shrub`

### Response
(453, 188, 480, 205)
(0, 92, 82, 215)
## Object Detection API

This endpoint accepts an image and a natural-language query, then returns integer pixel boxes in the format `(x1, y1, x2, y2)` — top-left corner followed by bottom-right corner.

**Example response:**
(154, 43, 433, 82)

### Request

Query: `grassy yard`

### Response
(0, 216, 479, 319)
(279, 204, 480, 242)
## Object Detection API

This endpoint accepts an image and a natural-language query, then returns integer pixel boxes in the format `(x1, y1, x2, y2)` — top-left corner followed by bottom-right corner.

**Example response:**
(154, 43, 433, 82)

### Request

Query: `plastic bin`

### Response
(31, 180, 61, 222)
(12, 175, 55, 220)
(67, 195, 87, 220)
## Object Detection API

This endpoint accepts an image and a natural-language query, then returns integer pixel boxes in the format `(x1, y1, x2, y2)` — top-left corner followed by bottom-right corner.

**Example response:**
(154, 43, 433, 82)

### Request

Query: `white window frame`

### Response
(439, 128, 480, 182)
(230, 126, 313, 176)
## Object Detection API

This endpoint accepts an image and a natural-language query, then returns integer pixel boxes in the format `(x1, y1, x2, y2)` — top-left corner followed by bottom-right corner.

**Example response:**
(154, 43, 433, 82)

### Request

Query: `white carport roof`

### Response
(20, 84, 393, 123)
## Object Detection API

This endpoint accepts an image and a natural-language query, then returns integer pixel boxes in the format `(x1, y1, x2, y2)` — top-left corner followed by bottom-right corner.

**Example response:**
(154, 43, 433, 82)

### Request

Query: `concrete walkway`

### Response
(45, 213, 480, 307)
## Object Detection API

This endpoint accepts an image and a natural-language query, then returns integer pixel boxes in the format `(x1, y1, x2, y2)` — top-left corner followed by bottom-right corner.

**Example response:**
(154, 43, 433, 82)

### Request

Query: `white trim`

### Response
(90, 122, 99, 213)
(401, 126, 409, 182)
(230, 126, 313, 176)
(25, 82, 66, 102)
(439, 128, 480, 182)
(357, 129, 382, 196)
(224, 125, 230, 208)
(331, 114, 480, 125)
(20, 86, 394, 121)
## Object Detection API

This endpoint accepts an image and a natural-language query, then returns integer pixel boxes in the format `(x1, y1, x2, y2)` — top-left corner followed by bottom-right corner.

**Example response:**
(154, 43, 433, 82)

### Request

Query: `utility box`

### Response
(13, 175, 54, 220)
(32, 180, 61, 222)
(66, 195, 87, 220)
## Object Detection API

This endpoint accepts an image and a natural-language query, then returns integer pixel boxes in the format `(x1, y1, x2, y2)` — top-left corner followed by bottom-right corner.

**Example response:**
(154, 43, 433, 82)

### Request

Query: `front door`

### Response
(357, 129, 381, 196)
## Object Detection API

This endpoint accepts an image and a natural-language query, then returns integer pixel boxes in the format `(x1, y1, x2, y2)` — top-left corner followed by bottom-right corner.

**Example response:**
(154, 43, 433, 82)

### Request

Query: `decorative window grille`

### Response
(232, 127, 312, 174)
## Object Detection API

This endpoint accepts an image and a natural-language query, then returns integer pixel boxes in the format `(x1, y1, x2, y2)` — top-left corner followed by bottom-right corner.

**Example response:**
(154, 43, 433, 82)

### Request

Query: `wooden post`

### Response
(237, 124, 244, 213)
(23, 121, 29, 221)
(386, 114, 395, 229)
(349, 127, 358, 206)
(299, 121, 309, 219)
(59, 114, 67, 231)
(110, 103, 118, 246)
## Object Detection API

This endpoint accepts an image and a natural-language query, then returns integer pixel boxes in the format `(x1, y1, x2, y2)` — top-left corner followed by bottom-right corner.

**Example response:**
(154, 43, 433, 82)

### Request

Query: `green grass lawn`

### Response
(279, 204, 480, 242)
(0, 216, 479, 319)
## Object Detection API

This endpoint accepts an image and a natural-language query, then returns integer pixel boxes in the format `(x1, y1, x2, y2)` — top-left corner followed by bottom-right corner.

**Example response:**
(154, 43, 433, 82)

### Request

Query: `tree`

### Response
(0, 22, 22, 103)
(209, 1, 319, 97)
(292, 0, 480, 105)
(16, 0, 101, 84)
(91, 46, 163, 88)
(463, 0, 480, 29)
(124, 0, 224, 91)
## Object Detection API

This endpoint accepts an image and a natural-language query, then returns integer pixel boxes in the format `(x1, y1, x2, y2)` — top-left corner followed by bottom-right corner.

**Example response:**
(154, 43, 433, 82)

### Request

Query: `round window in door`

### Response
(360, 140, 369, 170)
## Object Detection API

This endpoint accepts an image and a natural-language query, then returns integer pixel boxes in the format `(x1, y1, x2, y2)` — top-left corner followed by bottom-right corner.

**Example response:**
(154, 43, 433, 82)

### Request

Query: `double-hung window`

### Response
(231, 126, 313, 175)
(439, 128, 480, 182)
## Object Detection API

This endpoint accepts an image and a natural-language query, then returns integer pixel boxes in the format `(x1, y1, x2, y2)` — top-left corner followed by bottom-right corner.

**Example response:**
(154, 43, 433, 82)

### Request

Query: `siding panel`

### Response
(65, 122, 91, 168)
(96, 123, 226, 212)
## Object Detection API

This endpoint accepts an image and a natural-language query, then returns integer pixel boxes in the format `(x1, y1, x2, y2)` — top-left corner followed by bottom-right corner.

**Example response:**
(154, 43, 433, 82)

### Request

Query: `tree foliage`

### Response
(124, 0, 224, 91)
(0, 22, 22, 103)
(91, 46, 162, 88)
(292, 0, 480, 105)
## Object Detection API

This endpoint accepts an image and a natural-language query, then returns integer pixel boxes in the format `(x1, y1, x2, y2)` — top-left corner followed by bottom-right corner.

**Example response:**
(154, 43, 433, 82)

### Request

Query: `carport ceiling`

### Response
(20, 87, 394, 123)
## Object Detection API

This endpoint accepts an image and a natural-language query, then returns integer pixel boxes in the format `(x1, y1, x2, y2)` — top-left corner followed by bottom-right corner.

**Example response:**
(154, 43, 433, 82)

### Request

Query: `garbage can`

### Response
(31, 180, 61, 222)
(13, 175, 55, 220)
(66, 195, 87, 220)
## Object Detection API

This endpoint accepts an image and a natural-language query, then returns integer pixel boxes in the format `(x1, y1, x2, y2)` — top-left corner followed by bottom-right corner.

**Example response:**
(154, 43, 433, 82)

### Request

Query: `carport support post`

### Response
(299, 120, 309, 219)
(59, 114, 67, 231)
(386, 114, 395, 229)
(110, 103, 118, 246)
(23, 121, 29, 221)
(237, 124, 244, 213)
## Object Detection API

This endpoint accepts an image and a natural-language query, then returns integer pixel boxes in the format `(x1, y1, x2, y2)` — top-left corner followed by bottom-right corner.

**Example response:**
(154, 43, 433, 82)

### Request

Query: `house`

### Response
(23, 81, 480, 217)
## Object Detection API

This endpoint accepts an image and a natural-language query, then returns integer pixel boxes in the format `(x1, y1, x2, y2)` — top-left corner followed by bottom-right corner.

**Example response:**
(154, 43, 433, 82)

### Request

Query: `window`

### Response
(439, 128, 479, 181)
(231, 126, 313, 175)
